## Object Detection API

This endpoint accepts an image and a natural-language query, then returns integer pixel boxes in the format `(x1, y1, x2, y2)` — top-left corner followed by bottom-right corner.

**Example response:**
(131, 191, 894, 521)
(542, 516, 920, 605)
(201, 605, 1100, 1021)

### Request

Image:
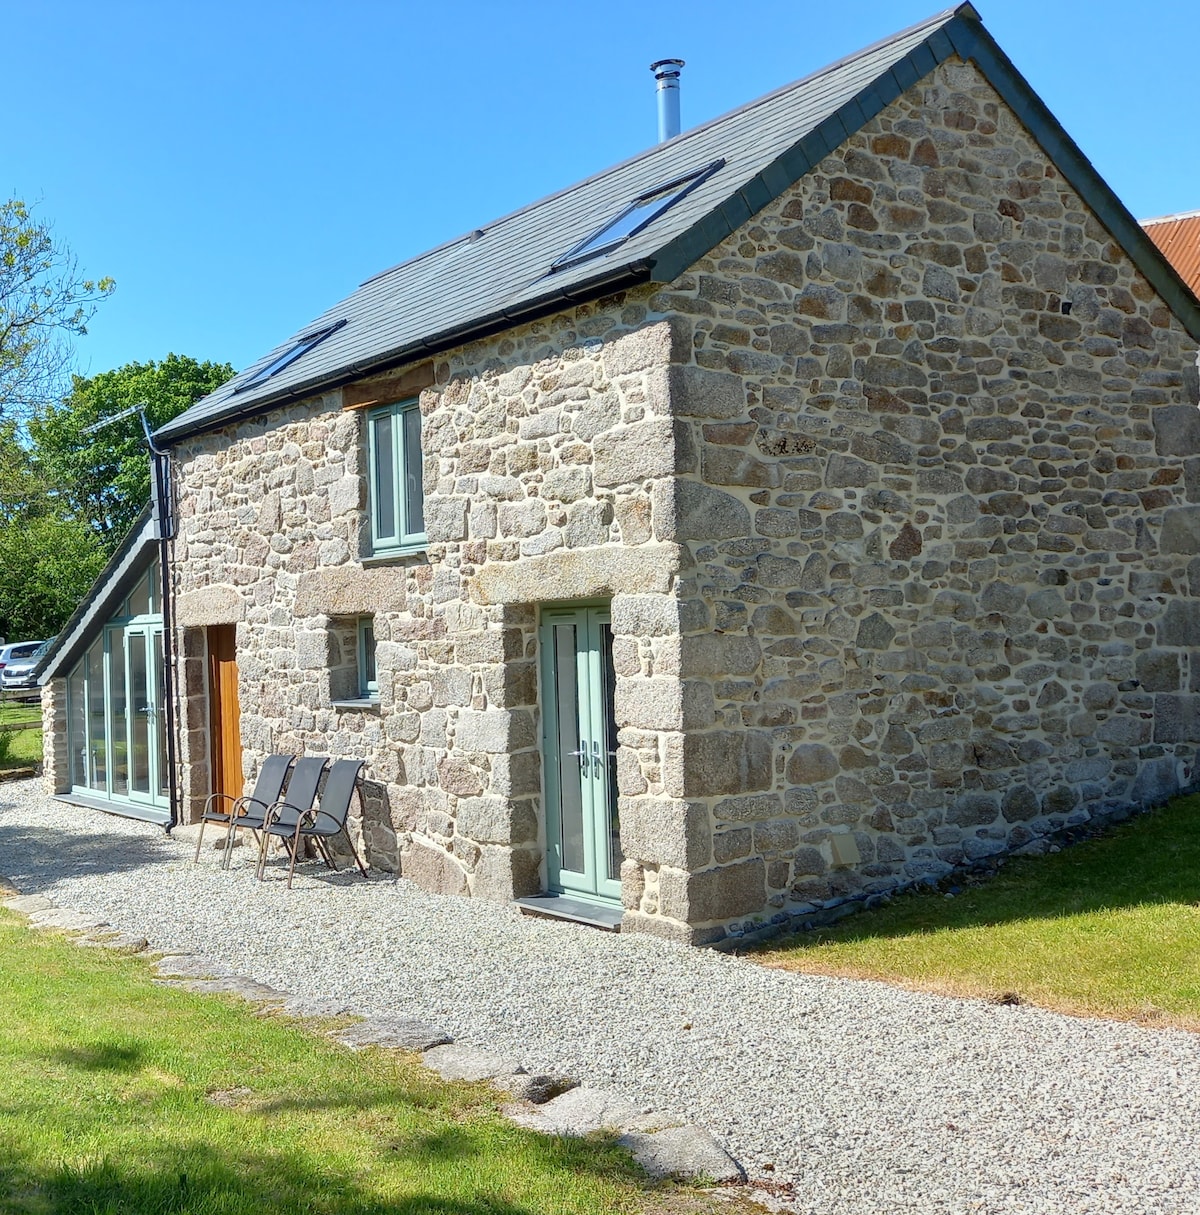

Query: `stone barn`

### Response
(41, 3, 1200, 944)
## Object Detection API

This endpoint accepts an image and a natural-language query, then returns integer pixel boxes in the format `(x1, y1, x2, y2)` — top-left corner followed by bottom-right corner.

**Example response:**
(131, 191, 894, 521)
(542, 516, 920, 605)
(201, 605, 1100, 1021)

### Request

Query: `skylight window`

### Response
(233, 319, 347, 394)
(551, 159, 724, 273)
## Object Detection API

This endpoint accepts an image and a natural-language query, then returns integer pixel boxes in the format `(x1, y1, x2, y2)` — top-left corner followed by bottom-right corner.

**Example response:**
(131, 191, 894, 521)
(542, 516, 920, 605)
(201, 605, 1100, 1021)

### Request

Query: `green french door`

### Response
(540, 605, 622, 904)
(92, 622, 166, 814)
(125, 624, 167, 808)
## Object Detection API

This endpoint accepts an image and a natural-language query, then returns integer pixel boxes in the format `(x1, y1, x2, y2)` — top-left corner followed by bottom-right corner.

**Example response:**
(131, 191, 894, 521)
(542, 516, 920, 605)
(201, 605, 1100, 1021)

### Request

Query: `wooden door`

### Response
(207, 625, 242, 802)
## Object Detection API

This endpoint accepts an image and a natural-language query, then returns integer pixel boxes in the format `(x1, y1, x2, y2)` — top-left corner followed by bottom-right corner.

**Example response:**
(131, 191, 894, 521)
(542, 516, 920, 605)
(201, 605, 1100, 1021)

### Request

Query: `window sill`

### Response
(330, 697, 380, 711)
(361, 546, 428, 567)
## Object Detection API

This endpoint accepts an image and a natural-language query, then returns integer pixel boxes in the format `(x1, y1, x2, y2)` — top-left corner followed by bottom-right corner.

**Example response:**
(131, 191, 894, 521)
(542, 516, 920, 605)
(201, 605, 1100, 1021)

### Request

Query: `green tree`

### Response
(30, 353, 233, 547)
(0, 422, 103, 639)
(0, 513, 104, 641)
(1, 199, 114, 415)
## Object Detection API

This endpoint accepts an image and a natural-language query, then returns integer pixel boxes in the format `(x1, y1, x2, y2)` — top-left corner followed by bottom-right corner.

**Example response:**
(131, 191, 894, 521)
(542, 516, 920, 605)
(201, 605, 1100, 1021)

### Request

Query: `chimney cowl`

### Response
(650, 58, 685, 143)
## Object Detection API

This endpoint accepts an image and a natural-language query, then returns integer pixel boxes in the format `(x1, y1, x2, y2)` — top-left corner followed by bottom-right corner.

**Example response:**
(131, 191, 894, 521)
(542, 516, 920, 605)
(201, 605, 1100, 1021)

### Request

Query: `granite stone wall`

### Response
(168, 305, 689, 910)
(626, 57, 1200, 941)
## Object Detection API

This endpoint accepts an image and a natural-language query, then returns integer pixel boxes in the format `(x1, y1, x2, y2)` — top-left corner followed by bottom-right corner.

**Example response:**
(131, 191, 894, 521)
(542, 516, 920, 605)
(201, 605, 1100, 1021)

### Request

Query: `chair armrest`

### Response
(263, 799, 306, 827)
(201, 791, 238, 816)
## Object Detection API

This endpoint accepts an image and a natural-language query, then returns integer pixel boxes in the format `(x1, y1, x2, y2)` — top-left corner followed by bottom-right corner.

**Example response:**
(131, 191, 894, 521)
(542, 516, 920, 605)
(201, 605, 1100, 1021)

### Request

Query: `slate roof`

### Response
(157, 3, 1200, 445)
(1143, 210, 1200, 301)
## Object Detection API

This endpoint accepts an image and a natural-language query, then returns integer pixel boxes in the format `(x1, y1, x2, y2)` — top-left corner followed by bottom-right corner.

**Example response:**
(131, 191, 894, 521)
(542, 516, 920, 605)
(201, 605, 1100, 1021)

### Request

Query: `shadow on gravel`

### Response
(0, 821, 172, 888)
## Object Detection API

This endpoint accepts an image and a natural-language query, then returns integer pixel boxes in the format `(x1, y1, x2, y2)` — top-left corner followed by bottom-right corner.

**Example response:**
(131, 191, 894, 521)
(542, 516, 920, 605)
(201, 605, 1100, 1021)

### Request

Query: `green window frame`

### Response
(357, 616, 378, 700)
(367, 398, 425, 555)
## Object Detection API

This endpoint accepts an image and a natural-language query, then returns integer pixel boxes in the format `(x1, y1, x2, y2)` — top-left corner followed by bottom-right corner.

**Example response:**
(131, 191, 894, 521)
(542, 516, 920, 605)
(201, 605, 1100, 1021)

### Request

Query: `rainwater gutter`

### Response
(156, 259, 655, 445)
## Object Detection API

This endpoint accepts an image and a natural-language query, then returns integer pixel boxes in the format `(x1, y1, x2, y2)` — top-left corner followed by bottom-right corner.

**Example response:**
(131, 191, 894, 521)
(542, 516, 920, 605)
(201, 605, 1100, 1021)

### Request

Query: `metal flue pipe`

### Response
(650, 59, 685, 142)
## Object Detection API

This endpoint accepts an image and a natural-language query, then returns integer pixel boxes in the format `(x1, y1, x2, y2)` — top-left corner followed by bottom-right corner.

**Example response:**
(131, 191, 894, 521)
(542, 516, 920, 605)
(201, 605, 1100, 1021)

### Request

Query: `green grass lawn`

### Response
(0, 698, 41, 770)
(755, 795, 1200, 1031)
(0, 727, 41, 769)
(0, 912, 741, 1215)
(0, 700, 40, 727)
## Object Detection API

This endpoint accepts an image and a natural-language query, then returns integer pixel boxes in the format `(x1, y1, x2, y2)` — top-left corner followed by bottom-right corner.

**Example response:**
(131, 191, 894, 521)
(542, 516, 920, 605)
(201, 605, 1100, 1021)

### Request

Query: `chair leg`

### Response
(345, 832, 369, 878)
(313, 837, 338, 872)
(256, 828, 273, 881)
(285, 822, 305, 889)
(193, 818, 207, 864)
(221, 818, 239, 870)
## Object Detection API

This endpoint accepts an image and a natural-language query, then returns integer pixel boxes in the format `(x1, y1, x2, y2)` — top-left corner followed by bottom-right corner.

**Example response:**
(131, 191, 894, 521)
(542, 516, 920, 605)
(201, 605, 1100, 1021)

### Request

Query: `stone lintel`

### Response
(341, 361, 435, 410)
(175, 585, 245, 627)
(470, 544, 680, 605)
(294, 567, 410, 616)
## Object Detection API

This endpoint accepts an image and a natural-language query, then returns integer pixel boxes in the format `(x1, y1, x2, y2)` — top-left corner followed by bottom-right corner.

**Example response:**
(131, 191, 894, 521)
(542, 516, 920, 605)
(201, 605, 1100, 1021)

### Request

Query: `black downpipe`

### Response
(140, 415, 180, 834)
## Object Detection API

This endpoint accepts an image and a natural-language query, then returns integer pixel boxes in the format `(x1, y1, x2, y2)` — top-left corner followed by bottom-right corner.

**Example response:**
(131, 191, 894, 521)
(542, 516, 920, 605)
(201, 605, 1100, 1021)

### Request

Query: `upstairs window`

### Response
(368, 398, 425, 555)
(550, 159, 724, 273)
(233, 319, 346, 394)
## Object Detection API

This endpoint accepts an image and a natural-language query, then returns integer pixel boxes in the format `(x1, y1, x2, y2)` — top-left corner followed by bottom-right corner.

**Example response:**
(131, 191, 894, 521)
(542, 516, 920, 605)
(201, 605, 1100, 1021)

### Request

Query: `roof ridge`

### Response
(1141, 209, 1200, 226)
(356, 4, 966, 293)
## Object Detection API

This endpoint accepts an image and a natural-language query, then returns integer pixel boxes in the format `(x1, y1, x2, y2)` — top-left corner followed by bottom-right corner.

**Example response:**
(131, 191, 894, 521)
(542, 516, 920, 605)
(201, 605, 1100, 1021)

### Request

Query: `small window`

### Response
(233, 319, 347, 394)
(328, 615, 379, 705)
(550, 160, 725, 273)
(358, 617, 377, 699)
(368, 398, 425, 555)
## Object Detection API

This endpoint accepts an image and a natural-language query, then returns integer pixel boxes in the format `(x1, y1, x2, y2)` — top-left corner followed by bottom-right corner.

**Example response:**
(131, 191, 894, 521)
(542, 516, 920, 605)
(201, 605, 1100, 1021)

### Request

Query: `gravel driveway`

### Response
(3, 779, 1198, 1215)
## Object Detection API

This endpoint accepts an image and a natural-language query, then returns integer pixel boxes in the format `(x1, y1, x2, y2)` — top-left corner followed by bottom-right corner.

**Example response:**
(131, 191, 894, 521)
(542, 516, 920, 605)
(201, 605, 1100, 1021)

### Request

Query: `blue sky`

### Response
(10, 1, 1198, 383)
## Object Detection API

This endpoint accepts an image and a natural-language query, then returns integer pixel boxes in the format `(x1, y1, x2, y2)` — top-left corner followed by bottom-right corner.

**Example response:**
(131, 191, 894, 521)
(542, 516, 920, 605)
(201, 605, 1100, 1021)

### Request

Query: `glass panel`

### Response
(68, 662, 86, 789)
(403, 405, 424, 536)
(108, 632, 128, 797)
(128, 631, 150, 796)
(359, 619, 377, 696)
(372, 411, 396, 543)
(554, 623, 585, 874)
(127, 575, 150, 619)
(598, 621, 623, 883)
(86, 641, 106, 792)
(154, 630, 167, 800)
(554, 170, 710, 269)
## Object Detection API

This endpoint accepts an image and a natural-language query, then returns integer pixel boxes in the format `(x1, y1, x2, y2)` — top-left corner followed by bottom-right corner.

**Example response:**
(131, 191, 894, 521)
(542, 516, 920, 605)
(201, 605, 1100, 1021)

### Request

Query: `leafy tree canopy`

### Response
(30, 353, 234, 546)
(1, 199, 114, 416)
(0, 512, 105, 642)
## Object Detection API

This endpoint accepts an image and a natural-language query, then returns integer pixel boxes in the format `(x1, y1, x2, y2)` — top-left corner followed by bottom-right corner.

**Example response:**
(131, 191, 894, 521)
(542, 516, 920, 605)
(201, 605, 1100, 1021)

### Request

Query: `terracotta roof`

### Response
(1142, 210, 1200, 300)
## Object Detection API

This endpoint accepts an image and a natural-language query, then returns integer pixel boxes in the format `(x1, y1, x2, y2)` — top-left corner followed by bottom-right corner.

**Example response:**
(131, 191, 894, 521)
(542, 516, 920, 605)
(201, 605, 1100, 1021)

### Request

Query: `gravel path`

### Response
(3, 779, 1198, 1214)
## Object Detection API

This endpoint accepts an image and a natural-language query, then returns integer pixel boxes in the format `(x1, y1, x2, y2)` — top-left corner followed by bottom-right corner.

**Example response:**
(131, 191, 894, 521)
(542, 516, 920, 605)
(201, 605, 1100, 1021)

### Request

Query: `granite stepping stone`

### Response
(331, 1017, 451, 1052)
(422, 1043, 525, 1082)
(616, 1125, 745, 1183)
(28, 908, 110, 932)
(3, 894, 55, 914)
(154, 955, 234, 979)
(507, 1085, 643, 1135)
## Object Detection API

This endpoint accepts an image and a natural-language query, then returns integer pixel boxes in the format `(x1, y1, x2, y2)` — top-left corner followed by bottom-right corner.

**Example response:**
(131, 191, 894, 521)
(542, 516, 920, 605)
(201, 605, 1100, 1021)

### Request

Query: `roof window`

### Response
(551, 160, 724, 273)
(233, 319, 347, 394)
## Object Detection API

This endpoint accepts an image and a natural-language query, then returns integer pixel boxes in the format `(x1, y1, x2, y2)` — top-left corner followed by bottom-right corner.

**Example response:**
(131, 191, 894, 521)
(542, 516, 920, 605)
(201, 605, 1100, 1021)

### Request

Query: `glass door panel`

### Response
(127, 628, 151, 799)
(107, 629, 128, 797)
(598, 622, 622, 884)
(154, 629, 167, 801)
(552, 622, 586, 874)
(87, 642, 107, 791)
(541, 605, 622, 904)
